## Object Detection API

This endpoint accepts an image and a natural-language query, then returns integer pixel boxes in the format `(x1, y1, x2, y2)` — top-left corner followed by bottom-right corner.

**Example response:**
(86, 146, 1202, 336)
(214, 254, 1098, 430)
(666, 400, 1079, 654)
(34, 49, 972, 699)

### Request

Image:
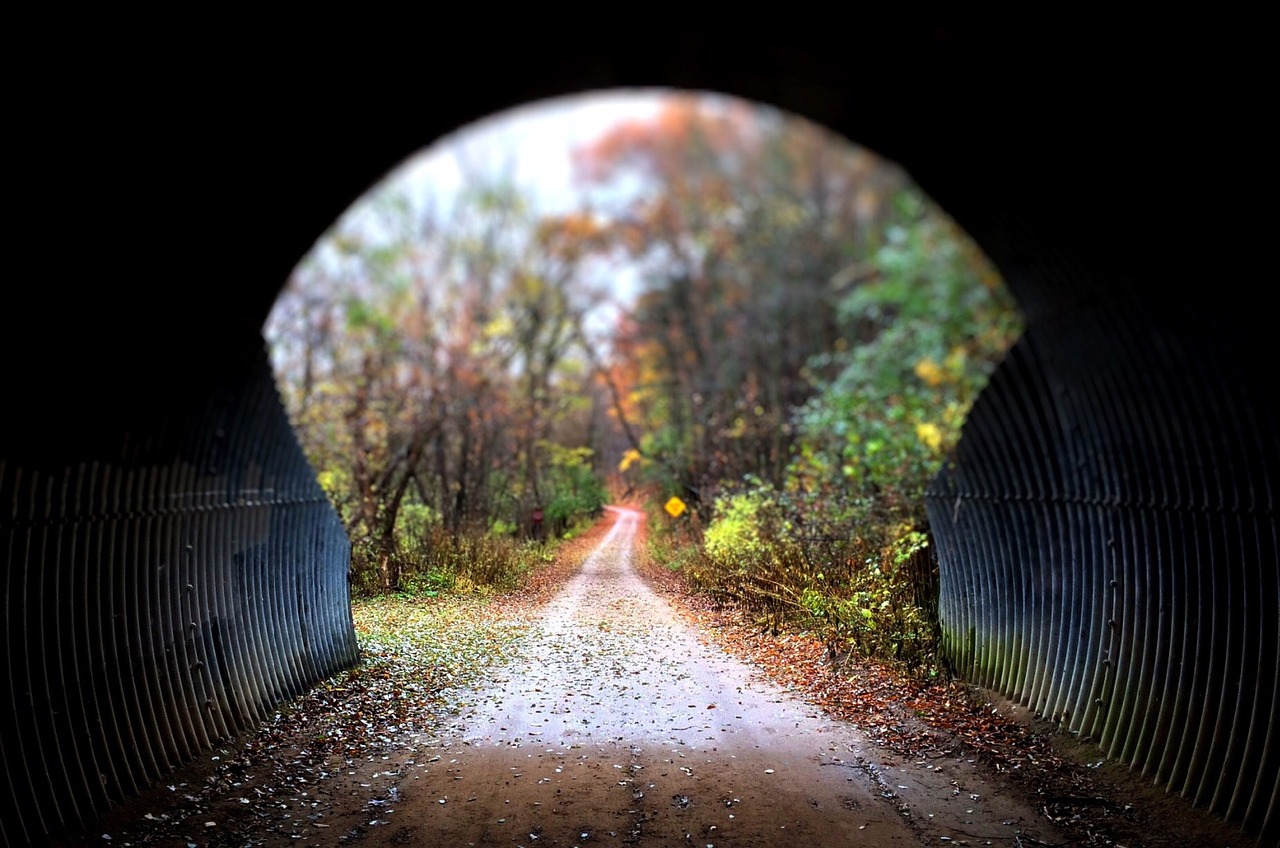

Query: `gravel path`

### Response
(381, 506, 1063, 846)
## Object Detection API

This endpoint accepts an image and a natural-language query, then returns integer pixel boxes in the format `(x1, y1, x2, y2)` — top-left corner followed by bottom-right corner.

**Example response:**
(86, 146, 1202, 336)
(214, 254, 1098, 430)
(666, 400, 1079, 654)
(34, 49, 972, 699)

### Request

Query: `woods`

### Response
(268, 181, 610, 594)
(265, 92, 1022, 675)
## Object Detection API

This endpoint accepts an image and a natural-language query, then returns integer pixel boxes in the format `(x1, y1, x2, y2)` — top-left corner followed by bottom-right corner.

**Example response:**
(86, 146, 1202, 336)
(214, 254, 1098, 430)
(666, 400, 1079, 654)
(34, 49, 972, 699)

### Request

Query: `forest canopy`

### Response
(265, 90, 1022, 673)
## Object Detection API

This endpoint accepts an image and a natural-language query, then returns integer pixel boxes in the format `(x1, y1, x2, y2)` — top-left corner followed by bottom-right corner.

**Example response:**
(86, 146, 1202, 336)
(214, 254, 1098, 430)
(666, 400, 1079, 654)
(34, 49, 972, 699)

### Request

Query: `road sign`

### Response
(664, 496, 687, 518)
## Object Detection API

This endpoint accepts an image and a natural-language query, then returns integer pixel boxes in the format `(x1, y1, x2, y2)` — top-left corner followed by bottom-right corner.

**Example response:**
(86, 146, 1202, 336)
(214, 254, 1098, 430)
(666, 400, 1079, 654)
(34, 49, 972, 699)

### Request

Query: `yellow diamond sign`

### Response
(664, 496, 687, 518)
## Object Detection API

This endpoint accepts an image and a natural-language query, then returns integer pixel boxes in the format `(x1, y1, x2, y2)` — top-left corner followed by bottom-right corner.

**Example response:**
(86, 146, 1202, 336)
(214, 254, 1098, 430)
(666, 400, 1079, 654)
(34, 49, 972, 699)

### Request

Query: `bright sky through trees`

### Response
(398, 90, 667, 217)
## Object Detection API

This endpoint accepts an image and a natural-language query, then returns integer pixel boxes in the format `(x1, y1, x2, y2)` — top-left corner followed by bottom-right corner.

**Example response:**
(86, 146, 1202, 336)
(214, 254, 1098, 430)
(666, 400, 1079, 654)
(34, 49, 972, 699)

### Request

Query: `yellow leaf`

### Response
(915, 422, 944, 452)
(914, 358, 946, 387)
(618, 448, 643, 472)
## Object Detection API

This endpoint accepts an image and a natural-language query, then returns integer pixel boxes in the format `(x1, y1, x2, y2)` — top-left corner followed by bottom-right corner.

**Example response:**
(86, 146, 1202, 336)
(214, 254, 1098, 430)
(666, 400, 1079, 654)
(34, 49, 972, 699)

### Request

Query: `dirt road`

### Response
(354, 506, 1061, 846)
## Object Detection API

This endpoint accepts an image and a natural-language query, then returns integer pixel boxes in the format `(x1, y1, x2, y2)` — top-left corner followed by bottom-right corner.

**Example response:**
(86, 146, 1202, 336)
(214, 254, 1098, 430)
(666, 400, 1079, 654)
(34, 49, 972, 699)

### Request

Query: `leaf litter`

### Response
(68, 592, 557, 845)
(633, 525, 1254, 848)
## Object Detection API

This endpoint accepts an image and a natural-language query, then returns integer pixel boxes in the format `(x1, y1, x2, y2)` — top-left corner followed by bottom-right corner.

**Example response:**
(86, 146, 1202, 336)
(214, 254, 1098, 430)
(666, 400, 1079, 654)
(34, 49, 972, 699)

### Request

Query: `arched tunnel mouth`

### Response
(262, 87, 1020, 616)
(196, 86, 1047, 842)
(5, 45, 1277, 847)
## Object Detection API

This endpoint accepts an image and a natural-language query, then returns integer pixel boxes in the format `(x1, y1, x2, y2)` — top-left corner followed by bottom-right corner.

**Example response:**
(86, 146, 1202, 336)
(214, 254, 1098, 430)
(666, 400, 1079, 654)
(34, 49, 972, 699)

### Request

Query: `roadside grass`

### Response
(345, 593, 529, 736)
(339, 508, 622, 736)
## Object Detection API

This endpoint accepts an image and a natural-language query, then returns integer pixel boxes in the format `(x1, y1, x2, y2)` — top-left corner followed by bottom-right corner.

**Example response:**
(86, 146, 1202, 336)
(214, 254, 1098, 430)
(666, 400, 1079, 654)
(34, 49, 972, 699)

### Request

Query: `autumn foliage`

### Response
(572, 94, 1021, 677)
(266, 92, 1021, 677)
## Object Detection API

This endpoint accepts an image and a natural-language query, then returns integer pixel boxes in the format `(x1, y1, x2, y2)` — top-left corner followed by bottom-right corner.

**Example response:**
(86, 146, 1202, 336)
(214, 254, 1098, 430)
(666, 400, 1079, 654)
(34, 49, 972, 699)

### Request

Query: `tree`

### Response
(266, 177, 615, 592)
(572, 93, 904, 513)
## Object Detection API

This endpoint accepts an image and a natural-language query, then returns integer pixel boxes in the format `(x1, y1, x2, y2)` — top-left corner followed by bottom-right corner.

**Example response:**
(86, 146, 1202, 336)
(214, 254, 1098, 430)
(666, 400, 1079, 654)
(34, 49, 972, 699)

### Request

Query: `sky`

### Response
(393, 89, 670, 217)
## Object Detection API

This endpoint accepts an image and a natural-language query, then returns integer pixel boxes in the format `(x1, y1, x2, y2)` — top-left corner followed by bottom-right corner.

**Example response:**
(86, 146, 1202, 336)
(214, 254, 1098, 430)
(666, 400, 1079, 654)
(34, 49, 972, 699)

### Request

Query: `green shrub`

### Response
(351, 527, 555, 599)
(668, 479, 944, 678)
(702, 489, 771, 565)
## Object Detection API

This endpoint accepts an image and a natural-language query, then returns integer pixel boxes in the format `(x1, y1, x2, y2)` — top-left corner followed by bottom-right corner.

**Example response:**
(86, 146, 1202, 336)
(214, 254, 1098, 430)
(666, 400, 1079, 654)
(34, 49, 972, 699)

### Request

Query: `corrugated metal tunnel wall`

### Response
(5, 21, 1274, 848)
(0, 344, 360, 846)
(925, 292, 1280, 840)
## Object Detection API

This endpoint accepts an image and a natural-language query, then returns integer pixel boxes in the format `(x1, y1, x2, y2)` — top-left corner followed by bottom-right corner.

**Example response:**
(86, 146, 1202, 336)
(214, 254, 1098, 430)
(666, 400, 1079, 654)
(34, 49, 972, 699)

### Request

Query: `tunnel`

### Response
(4, 20, 1276, 844)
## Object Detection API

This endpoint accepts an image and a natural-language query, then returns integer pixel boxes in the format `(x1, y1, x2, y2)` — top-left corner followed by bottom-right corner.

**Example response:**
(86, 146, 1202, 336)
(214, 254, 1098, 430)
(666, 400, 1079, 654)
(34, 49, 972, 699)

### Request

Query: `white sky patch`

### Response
(397, 88, 672, 217)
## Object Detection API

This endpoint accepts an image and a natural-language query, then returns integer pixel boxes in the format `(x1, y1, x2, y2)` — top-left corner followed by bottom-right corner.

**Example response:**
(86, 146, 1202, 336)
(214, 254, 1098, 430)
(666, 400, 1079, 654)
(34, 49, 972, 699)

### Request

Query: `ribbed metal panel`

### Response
(0, 346, 359, 845)
(927, 296, 1279, 840)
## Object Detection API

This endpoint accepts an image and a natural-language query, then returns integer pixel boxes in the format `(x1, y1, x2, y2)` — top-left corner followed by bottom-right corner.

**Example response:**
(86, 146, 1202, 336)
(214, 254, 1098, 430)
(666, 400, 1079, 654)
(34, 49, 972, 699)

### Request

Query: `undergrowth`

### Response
(647, 497, 944, 681)
(350, 522, 586, 599)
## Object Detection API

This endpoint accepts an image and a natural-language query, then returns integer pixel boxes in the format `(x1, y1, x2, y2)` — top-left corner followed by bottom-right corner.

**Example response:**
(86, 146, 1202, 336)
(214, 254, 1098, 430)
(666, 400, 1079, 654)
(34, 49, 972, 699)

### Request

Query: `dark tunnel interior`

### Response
(4, 19, 1276, 844)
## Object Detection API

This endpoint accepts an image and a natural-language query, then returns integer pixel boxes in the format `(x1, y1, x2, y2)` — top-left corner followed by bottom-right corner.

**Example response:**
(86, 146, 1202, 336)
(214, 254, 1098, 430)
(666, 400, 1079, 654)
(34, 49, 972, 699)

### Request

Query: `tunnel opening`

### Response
(260, 87, 1018, 675)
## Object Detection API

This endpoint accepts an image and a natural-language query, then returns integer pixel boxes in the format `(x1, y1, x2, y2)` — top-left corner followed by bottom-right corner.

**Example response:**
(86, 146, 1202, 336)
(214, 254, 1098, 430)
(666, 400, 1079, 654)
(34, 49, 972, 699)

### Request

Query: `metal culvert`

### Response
(0, 345, 359, 845)
(926, 293, 1279, 840)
